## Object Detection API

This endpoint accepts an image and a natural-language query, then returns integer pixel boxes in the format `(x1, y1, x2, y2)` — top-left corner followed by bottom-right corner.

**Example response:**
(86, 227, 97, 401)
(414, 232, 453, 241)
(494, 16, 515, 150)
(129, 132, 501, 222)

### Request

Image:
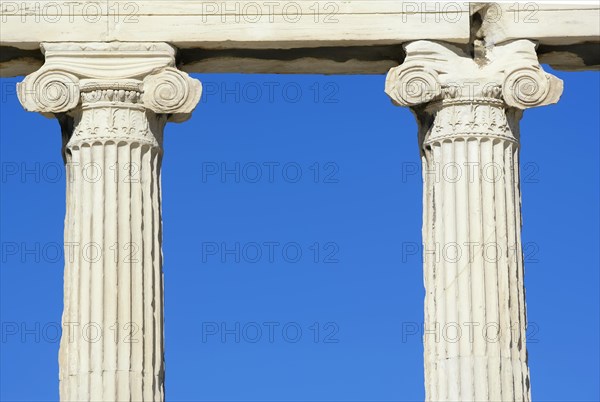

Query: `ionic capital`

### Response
(385, 39, 563, 110)
(17, 42, 202, 122)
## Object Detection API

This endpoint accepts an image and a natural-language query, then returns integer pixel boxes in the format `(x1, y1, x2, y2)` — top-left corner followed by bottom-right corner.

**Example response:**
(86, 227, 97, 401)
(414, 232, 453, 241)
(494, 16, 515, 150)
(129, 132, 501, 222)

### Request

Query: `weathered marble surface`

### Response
(2, 2, 594, 402)
(1, 2, 598, 76)
(18, 42, 201, 402)
(385, 39, 563, 402)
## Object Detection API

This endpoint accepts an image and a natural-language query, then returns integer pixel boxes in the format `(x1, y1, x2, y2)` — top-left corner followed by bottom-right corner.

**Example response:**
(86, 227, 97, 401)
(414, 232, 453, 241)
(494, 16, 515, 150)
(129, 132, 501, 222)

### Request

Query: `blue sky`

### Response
(1, 69, 599, 401)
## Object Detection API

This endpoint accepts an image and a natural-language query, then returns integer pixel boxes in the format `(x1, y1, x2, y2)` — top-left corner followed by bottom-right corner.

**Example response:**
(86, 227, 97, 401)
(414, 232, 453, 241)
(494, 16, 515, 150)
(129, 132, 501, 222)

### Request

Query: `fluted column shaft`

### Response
(18, 42, 202, 402)
(386, 40, 563, 401)
(421, 99, 527, 401)
(61, 82, 166, 401)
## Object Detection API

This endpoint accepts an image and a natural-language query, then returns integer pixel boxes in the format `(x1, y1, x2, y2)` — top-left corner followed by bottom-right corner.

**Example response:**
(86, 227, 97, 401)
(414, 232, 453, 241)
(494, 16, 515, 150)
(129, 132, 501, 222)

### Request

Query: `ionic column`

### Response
(18, 43, 202, 402)
(385, 40, 563, 401)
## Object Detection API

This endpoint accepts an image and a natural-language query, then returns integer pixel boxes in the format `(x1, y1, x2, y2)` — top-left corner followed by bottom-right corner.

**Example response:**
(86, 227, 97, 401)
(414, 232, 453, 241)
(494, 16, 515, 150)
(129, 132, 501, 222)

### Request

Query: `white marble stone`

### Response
(1, 2, 598, 76)
(17, 42, 202, 402)
(385, 39, 563, 402)
(1, 2, 595, 401)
